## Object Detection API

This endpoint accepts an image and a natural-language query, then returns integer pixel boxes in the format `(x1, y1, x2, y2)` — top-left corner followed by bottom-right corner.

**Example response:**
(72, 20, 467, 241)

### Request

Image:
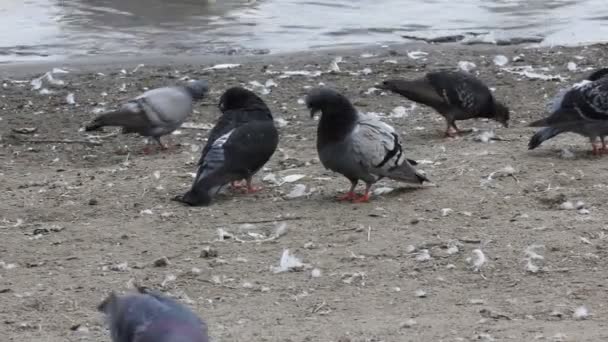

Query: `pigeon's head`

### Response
(305, 87, 354, 118)
(218, 87, 269, 114)
(493, 101, 510, 128)
(374, 79, 405, 93)
(184, 80, 210, 100)
(586, 68, 608, 81)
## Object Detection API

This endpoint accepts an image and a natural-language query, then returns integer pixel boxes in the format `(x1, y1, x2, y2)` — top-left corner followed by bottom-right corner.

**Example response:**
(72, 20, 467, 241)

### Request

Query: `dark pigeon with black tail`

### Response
(376, 70, 509, 137)
(98, 286, 208, 342)
(529, 69, 608, 155)
(306, 87, 428, 203)
(173, 87, 278, 206)
(85, 80, 209, 153)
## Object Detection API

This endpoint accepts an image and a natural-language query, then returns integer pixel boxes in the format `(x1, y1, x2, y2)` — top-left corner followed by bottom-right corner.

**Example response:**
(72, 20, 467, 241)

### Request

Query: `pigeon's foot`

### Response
(245, 185, 263, 194)
(591, 142, 603, 156)
(230, 180, 245, 190)
(142, 145, 157, 155)
(352, 193, 371, 203)
(336, 191, 357, 201)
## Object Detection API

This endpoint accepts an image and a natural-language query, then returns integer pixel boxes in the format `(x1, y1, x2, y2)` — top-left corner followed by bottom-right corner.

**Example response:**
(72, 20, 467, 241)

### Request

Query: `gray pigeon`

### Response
(376, 71, 509, 137)
(98, 286, 208, 342)
(306, 87, 428, 203)
(529, 70, 608, 155)
(85, 80, 209, 153)
(173, 87, 278, 206)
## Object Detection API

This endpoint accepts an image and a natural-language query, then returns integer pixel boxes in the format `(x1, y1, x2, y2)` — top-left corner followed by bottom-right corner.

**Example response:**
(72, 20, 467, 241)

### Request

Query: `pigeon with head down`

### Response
(98, 285, 208, 342)
(173, 87, 278, 206)
(529, 68, 608, 155)
(377, 70, 509, 137)
(306, 87, 429, 203)
(85, 80, 209, 153)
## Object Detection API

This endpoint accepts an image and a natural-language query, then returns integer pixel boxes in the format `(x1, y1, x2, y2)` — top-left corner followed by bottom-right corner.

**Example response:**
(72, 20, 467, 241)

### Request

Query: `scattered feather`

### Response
(139, 209, 153, 215)
(559, 201, 575, 210)
(329, 56, 343, 72)
(573, 306, 590, 320)
(567, 62, 577, 71)
(493, 55, 509, 66)
(407, 51, 428, 60)
(415, 249, 431, 262)
(132, 64, 145, 73)
(271, 249, 306, 273)
(458, 61, 477, 72)
(311, 268, 322, 278)
(283, 174, 306, 183)
(474, 130, 495, 143)
(274, 117, 288, 127)
(373, 187, 394, 195)
(441, 208, 453, 217)
(468, 249, 486, 272)
(66, 93, 75, 105)
(286, 184, 308, 199)
(204, 63, 241, 71)
(415, 289, 427, 298)
(502, 66, 566, 81)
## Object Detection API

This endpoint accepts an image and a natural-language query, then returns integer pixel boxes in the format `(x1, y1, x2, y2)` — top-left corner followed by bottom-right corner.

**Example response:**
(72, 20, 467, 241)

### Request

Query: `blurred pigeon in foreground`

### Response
(173, 87, 278, 206)
(377, 71, 509, 137)
(85, 80, 209, 153)
(529, 70, 608, 155)
(98, 286, 208, 342)
(306, 87, 428, 203)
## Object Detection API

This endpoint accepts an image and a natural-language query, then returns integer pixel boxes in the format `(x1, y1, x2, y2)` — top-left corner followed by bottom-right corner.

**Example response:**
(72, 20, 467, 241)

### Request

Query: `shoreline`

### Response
(2, 40, 602, 78)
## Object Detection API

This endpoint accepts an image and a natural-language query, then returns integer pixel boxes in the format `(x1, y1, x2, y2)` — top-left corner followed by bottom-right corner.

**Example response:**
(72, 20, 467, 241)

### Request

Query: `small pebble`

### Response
(153, 256, 170, 267)
(88, 199, 98, 206)
(200, 246, 218, 258)
(400, 319, 417, 328)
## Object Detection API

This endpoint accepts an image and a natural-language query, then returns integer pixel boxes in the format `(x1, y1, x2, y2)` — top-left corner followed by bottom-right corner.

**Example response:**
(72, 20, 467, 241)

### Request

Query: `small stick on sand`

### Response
(367, 226, 372, 241)
(231, 217, 307, 224)
(13, 137, 102, 146)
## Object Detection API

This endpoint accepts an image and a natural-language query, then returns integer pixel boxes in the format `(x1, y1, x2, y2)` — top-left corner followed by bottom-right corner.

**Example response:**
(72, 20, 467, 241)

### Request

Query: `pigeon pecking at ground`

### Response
(529, 69, 608, 155)
(173, 87, 279, 206)
(376, 70, 509, 137)
(85, 79, 209, 153)
(98, 285, 208, 342)
(306, 87, 429, 203)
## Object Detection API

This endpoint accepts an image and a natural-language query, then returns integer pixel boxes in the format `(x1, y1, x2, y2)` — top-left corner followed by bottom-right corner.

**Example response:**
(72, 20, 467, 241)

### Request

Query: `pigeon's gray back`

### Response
(319, 114, 403, 183)
(135, 86, 194, 134)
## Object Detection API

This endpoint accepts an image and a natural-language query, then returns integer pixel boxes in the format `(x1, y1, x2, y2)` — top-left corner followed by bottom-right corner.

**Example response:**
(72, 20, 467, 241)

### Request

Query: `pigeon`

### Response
(529, 71, 608, 155)
(85, 80, 209, 153)
(306, 87, 428, 203)
(98, 286, 208, 342)
(547, 67, 608, 114)
(376, 71, 509, 137)
(173, 87, 279, 206)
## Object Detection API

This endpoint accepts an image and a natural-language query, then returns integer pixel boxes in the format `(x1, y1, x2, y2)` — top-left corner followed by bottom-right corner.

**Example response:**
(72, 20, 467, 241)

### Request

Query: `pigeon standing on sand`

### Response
(173, 87, 278, 206)
(306, 87, 428, 203)
(85, 80, 209, 153)
(98, 286, 208, 342)
(528, 71, 608, 155)
(376, 71, 509, 137)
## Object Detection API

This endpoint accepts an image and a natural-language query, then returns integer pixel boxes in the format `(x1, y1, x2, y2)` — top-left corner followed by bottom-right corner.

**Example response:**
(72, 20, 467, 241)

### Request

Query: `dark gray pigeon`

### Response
(85, 80, 209, 153)
(306, 87, 428, 203)
(98, 286, 208, 342)
(376, 71, 509, 137)
(529, 71, 608, 155)
(173, 87, 278, 206)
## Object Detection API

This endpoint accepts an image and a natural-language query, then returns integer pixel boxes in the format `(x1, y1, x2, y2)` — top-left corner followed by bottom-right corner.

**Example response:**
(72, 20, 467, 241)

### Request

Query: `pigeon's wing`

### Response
(136, 87, 193, 126)
(574, 79, 608, 120)
(349, 117, 424, 183)
(198, 112, 240, 165)
(427, 71, 491, 113)
(390, 78, 446, 107)
(221, 120, 279, 176)
(85, 101, 153, 133)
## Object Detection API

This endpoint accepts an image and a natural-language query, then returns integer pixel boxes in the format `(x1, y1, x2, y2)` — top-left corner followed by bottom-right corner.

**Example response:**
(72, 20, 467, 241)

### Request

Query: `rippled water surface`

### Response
(1, 0, 607, 62)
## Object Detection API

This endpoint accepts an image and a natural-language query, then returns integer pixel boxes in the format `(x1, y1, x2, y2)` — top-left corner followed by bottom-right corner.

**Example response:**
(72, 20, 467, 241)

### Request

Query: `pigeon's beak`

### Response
(309, 108, 320, 118)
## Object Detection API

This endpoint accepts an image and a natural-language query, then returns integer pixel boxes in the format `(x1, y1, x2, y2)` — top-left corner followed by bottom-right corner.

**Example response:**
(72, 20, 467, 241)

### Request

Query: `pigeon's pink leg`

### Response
(337, 181, 358, 201)
(444, 127, 459, 138)
(230, 180, 245, 189)
(352, 184, 372, 203)
(244, 177, 263, 194)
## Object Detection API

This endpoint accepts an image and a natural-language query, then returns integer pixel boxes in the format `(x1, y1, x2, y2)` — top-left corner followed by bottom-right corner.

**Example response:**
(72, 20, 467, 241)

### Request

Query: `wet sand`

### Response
(1, 42, 608, 341)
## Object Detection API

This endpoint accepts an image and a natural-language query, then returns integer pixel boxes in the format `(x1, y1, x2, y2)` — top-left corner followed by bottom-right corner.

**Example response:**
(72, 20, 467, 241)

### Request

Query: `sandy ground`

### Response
(2, 42, 608, 342)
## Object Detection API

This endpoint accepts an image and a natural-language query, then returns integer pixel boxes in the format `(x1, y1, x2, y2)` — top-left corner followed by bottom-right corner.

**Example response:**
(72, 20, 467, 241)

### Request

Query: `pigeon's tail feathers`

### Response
(85, 104, 141, 131)
(528, 117, 549, 127)
(387, 160, 429, 184)
(174, 171, 230, 207)
(528, 127, 562, 150)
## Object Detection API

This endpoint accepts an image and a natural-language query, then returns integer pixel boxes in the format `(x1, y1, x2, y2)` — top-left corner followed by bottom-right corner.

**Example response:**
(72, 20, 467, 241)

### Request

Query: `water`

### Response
(1, 0, 608, 63)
